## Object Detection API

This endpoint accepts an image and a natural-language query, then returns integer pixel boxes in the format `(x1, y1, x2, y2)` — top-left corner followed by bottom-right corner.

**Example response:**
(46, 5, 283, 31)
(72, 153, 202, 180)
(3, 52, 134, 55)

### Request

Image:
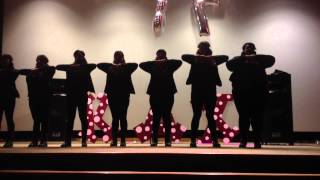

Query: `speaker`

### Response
(262, 70, 294, 145)
(47, 79, 67, 140)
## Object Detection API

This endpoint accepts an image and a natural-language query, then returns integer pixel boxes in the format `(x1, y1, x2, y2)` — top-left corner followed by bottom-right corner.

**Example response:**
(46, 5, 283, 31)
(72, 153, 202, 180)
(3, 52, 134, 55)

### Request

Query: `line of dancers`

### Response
(0, 42, 275, 149)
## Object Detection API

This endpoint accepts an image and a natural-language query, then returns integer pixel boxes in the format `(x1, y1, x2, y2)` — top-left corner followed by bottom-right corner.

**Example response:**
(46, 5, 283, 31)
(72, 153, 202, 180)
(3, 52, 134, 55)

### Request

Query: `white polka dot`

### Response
(217, 93, 222, 97)
(105, 99, 108, 104)
(145, 126, 150, 132)
(227, 95, 232, 99)
(229, 132, 235, 137)
(223, 124, 229, 129)
(87, 129, 92, 136)
(171, 128, 176, 133)
(88, 111, 92, 115)
(87, 98, 92, 105)
(89, 104, 93, 110)
(219, 101, 223, 105)
(160, 124, 163, 127)
(92, 135, 97, 139)
(175, 139, 180, 143)
(99, 103, 104, 107)
(136, 126, 142, 133)
(108, 127, 111, 130)
(205, 136, 210, 140)
(214, 107, 219, 113)
(89, 122, 94, 126)
(172, 136, 176, 139)
(233, 127, 239, 131)
(214, 115, 218, 120)
(101, 123, 105, 126)
(103, 128, 108, 132)
(103, 135, 109, 142)
(98, 92, 104, 98)
(171, 122, 174, 126)
(150, 121, 153, 125)
(149, 110, 153, 115)
(223, 131, 226, 135)
(87, 116, 89, 120)
(94, 116, 100, 123)
(143, 136, 147, 140)
(162, 128, 165, 133)
(219, 120, 223, 123)
(219, 114, 223, 118)
(78, 131, 82, 137)
(206, 128, 211, 133)
(180, 126, 187, 132)
(223, 137, 230, 144)
(197, 140, 202, 144)
(100, 110, 105, 114)
(94, 112, 98, 115)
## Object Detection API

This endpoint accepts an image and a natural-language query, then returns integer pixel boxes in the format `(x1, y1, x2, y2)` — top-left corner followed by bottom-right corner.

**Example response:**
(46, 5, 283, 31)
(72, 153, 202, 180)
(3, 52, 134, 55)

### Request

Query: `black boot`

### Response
(150, 136, 158, 147)
(190, 138, 197, 148)
(28, 140, 38, 148)
(120, 137, 126, 147)
(39, 141, 48, 148)
(3, 140, 13, 148)
(60, 141, 71, 148)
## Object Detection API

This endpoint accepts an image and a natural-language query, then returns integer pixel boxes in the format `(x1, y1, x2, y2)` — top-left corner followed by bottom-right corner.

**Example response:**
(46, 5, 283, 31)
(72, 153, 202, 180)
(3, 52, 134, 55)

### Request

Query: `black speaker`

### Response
(262, 70, 294, 145)
(47, 79, 67, 140)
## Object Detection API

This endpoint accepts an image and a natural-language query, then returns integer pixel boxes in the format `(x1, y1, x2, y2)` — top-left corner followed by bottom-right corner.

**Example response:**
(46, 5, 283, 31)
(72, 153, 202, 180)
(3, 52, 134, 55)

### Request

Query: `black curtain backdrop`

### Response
(0, 0, 3, 55)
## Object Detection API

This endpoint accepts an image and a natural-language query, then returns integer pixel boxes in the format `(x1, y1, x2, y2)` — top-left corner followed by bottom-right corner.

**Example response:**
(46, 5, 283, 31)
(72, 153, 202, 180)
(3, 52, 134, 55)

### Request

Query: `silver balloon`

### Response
(205, 0, 220, 6)
(153, 0, 168, 36)
(193, 0, 210, 36)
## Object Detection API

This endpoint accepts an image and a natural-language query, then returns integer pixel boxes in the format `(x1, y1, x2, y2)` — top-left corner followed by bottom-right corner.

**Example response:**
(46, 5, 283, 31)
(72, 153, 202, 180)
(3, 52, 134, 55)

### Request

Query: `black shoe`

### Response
(38, 142, 48, 148)
(254, 143, 262, 149)
(82, 142, 87, 147)
(239, 142, 247, 148)
(213, 142, 221, 148)
(60, 142, 71, 148)
(190, 142, 197, 148)
(150, 142, 158, 147)
(165, 142, 171, 147)
(28, 142, 38, 148)
(120, 141, 126, 147)
(110, 141, 117, 147)
(3, 141, 13, 148)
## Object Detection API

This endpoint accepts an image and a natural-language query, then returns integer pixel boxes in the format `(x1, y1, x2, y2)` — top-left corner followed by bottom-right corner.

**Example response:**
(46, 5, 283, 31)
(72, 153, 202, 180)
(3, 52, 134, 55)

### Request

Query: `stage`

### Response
(0, 141, 320, 179)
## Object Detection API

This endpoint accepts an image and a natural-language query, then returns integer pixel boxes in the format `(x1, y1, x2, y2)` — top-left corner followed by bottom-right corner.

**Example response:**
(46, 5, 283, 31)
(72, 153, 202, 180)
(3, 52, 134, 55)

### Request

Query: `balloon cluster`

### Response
(152, 0, 168, 36)
(193, 0, 221, 36)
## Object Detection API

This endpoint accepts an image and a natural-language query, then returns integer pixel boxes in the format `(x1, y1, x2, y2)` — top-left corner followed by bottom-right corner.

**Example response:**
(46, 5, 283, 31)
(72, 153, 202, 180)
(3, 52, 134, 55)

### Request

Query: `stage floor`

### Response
(1, 141, 320, 156)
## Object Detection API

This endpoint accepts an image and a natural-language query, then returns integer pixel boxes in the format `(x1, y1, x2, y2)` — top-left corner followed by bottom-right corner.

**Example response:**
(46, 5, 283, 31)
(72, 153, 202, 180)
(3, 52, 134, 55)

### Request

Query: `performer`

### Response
(140, 49, 182, 147)
(56, 50, 96, 147)
(0, 54, 20, 148)
(226, 42, 275, 148)
(20, 55, 55, 147)
(182, 41, 228, 148)
(97, 51, 138, 147)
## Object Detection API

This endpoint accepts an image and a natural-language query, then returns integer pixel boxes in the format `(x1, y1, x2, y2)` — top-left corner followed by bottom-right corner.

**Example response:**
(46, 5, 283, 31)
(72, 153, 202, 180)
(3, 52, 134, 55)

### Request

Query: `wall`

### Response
(2, 0, 320, 132)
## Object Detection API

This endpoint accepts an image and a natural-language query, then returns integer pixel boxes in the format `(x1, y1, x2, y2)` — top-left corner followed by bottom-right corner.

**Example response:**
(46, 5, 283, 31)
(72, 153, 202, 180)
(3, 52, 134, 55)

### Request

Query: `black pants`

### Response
(0, 96, 15, 141)
(65, 94, 88, 144)
(149, 94, 174, 143)
(108, 93, 130, 142)
(190, 88, 218, 142)
(233, 88, 267, 144)
(29, 97, 50, 143)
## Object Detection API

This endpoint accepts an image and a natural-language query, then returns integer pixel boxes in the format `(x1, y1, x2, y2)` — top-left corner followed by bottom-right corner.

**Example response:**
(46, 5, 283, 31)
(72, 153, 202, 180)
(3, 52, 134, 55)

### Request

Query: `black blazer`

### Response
(182, 54, 228, 91)
(0, 69, 20, 99)
(97, 63, 138, 95)
(226, 55, 275, 90)
(20, 66, 56, 99)
(139, 60, 182, 96)
(56, 64, 96, 96)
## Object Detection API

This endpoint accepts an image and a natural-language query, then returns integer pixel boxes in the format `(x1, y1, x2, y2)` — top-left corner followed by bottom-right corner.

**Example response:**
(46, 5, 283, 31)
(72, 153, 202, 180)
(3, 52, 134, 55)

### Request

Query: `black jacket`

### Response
(0, 69, 20, 98)
(182, 54, 228, 91)
(20, 66, 56, 99)
(139, 60, 182, 96)
(226, 55, 275, 90)
(56, 64, 96, 96)
(97, 63, 138, 95)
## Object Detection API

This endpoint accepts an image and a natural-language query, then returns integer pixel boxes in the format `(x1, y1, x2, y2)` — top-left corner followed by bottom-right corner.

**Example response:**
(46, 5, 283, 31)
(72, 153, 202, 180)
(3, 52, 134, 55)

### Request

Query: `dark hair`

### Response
(156, 49, 167, 60)
(113, 51, 125, 64)
(73, 50, 87, 64)
(1, 54, 14, 70)
(197, 41, 212, 56)
(36, 55, 49, 64)
(241, 42, 256, 56)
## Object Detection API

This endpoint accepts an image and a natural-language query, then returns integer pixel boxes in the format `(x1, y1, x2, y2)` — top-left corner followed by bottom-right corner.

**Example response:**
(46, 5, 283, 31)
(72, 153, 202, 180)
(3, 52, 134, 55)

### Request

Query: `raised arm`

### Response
(226, 56, 242, 71)
(97, 63, 113, 73)
(19, 69, 32, 76)
(139, 61, 154, 73)
(56, 64, 70, 71)
(167, 59, 182, 72)
(213, 55, 229, 66)
(126, 63, 138, 74)
(257, 55, 275, 69)
(181, 54, 196, 64)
